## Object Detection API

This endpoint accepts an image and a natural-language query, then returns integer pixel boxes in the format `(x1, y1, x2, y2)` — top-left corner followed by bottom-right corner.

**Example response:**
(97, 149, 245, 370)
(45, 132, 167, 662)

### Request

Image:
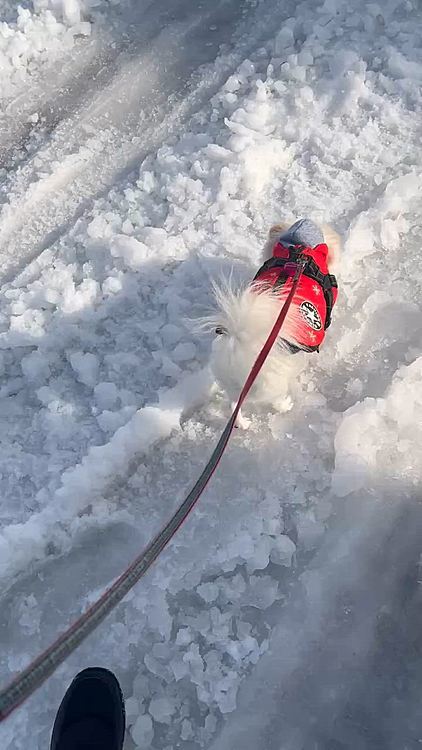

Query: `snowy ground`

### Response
(0, 0, 422, 748)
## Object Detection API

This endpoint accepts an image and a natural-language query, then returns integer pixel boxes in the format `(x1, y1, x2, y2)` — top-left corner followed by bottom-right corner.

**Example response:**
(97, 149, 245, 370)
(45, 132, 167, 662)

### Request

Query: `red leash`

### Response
(0, 259, 306, 722)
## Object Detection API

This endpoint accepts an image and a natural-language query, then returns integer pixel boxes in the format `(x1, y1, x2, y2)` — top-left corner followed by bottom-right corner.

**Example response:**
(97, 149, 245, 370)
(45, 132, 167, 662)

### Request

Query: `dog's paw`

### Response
(235, 415, 251, 430)
(232, 405, 251, 430)
(274, 395, 294, 413)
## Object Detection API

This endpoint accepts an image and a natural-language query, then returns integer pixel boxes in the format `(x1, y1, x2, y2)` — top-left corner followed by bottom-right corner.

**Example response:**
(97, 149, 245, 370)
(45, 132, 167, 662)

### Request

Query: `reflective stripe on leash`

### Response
(0, 259, 306, 723)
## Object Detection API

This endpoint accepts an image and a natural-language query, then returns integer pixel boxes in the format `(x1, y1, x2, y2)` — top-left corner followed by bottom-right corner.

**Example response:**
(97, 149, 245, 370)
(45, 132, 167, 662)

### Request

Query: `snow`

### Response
(110, 235, 152, 271)
(69, 351, 99, 387)
(0, 1, 93, 103)
(149, 697, 177, 724)
(20, 350, 51, 383)
(0, 0, 422, 748)
(93, 381, 119, 410)
(240, 575, 280, 610)
(333, 356, 422, 498)
(130, 713, 154, 747)
(0, 367, 211, 587)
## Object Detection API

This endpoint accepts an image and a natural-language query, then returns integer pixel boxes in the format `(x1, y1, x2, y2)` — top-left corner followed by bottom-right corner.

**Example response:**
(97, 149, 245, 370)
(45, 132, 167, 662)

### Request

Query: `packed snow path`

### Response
(0, 0, 422, 749)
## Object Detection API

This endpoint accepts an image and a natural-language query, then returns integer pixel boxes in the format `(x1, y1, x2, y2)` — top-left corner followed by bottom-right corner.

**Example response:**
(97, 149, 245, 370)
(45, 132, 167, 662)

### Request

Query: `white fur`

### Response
(260, 222, 292, 265)
(320, 224, 342, 273)
(203, 222, 341, 426)
(210, 286, 303, 409)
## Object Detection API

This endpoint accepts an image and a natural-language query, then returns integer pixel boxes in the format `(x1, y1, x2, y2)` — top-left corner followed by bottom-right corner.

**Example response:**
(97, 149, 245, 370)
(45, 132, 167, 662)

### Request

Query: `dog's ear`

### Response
(321, 223, 342, 273)
(260, 222, 292, 264)
(268, 222, 292, 244)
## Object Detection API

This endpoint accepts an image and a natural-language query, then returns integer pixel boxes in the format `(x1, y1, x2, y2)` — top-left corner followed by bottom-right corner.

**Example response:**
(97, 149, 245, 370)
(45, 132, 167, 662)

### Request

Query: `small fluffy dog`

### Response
(204, 219, 341, 428)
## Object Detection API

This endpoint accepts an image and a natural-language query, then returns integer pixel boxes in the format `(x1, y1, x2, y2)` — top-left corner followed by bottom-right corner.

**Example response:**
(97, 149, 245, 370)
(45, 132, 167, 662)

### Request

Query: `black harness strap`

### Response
(280, 338, 320, 354)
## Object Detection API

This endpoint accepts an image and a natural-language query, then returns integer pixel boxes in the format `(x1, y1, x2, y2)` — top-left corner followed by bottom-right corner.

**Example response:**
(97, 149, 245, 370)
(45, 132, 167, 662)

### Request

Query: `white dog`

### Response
(203, 219, 341, 428)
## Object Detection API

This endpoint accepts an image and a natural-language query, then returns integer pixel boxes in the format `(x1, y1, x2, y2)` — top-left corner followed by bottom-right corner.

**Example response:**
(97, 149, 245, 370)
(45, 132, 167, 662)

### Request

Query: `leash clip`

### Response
(282, 262, 299, 278)
(294, 255, 308, 280)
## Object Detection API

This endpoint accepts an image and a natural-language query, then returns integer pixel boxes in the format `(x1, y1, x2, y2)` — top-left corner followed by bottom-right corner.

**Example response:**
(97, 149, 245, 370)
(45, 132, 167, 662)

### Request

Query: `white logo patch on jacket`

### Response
(299, 300, 322, 330)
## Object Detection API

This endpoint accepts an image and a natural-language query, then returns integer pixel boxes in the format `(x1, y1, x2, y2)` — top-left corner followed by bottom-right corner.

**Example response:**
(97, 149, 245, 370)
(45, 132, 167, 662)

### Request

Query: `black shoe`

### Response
(50, 667, 125, 750)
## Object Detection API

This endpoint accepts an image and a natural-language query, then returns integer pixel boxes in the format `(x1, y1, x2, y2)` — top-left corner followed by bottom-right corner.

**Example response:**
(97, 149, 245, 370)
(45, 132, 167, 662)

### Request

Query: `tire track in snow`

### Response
(0, 0, 295, 284)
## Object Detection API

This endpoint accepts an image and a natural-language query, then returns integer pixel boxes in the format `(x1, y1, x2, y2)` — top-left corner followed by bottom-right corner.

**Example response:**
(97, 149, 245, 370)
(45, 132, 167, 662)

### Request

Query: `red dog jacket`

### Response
(253, 241, 338, 352)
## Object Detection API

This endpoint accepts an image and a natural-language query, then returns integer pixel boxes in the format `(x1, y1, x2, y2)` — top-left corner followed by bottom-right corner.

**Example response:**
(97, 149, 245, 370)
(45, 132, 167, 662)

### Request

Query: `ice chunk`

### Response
(170, 656, 190, 681)
(246, 535, 272, 572)
(137, 170, 156, 193)
(69, 351, 99, 387)
(36, 386, 55, 406)
(172, 342, 196, 362)
(8, 309, 46, 343)
(380, 218, 401, 250)
(204, 712, 218, 737)
(110, 235, 150, 269)
(61, 0, 82, 26)
(238, 59, 255, 78)
(146, 590, 172, 639)
(131, 714, 154, 746)
(241, 575, 280, 609)
(205, 143, 232, 160)
(144, 653, 168, 680)
(125, 697, 141, 725)
(197, 582, 219, 602)
(217, 574, 246, 604)
(270, 534, 296, 567)
(215, 674, 239, 714)
(209, 607, 232, 641)
(181, 718, 193, 740)
(160, 323, 183, 346)
(61, 278, 99, 314)
(139, 226, 167, 250)
(274, 26, 295, 55)
(132, 674, 151, 702)
(21, 350, 50, 383)
(224, 75, 241, 92)
(224, 92, 237, 105)
(296, 512, 325, 551)
(298, 50, 314, 66)
(87, 215, 110, 239)
(226, 635, 259, 664)
(299, 86, 314, 103)
(160, 355, 182, 378)
(175, 627, 193, 646)
(94, 382, 119, 410)
(148, 697, 177, 724)
(183, 644, 204, 683)
(102, 276, 123, 296)
(290, 65, 306, 82)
